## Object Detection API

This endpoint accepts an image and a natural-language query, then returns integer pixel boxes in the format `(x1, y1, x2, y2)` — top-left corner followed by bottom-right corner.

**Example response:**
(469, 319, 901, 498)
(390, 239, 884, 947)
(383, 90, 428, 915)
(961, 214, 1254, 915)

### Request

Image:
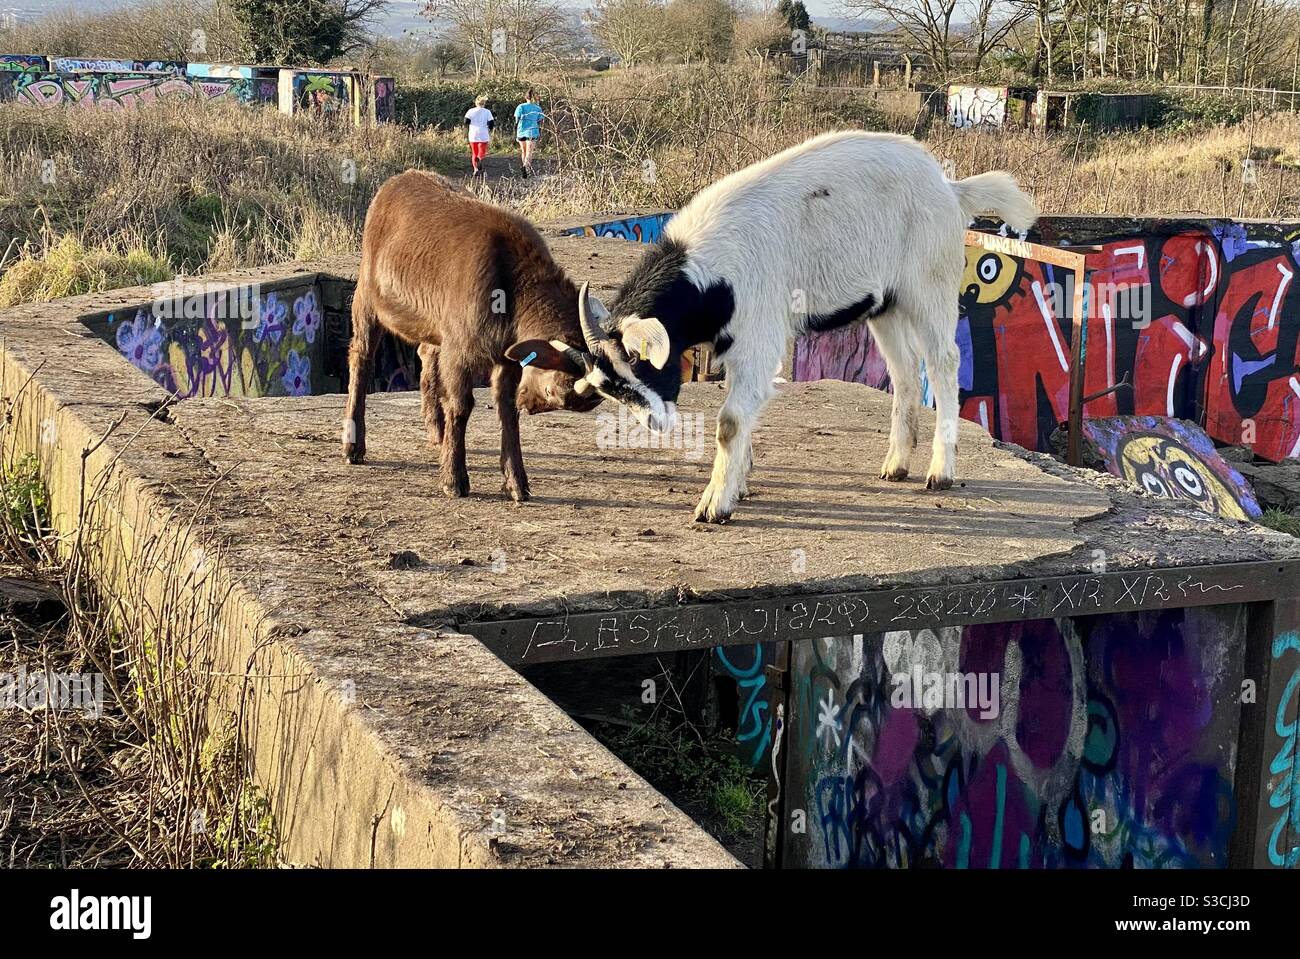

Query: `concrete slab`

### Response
(173, 380, 1114, 629)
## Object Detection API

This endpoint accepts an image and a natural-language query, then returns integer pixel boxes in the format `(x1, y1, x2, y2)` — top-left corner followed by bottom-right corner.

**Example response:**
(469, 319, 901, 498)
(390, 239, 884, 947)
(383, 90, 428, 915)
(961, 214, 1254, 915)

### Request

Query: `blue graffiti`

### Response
(714, 644, 771, 767)
(565, 213, 673, 245)
(1269, 630, 1300, 868)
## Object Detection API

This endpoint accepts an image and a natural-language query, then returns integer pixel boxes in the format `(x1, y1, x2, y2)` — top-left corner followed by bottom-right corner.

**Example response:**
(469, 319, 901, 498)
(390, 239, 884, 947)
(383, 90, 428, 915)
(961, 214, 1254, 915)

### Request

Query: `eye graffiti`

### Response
(1115, 432, 1251, 521)
(960, 249, 1022, 307)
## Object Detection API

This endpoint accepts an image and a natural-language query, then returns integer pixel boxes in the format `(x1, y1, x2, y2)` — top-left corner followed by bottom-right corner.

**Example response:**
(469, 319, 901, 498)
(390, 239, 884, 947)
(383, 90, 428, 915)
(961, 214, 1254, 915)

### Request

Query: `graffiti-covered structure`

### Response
(0, 54, 393, 124)
(795, 215, 1300, 465)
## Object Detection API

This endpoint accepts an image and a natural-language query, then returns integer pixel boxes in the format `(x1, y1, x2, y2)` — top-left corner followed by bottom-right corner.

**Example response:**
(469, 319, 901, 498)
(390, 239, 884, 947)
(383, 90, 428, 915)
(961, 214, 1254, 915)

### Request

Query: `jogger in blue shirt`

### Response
(513, 89, 544, 178)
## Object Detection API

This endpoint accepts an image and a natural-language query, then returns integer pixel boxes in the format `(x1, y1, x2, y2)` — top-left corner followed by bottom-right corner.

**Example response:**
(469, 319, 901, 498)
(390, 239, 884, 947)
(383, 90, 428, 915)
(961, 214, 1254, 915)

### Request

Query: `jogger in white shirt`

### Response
(464, 95, 494, 177)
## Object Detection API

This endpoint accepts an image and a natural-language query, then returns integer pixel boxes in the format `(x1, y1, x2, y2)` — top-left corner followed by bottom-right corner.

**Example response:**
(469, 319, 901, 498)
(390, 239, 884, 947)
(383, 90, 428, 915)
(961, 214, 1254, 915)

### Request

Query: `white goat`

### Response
(574, 129, 1039, 523)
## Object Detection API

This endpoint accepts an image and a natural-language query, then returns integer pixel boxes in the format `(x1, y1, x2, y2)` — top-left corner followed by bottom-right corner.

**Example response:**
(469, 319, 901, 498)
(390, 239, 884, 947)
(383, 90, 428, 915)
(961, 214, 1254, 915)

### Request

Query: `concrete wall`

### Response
(0, 57, 389, 120)
(0, 260, 738, 869)
(0, 70, 271, 107)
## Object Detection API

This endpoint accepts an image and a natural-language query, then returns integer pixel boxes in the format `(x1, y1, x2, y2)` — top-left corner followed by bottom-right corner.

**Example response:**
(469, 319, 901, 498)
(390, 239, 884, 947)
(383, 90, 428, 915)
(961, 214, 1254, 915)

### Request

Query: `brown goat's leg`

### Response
(491, 362, 529, 502)
(438, 358, 474, 498)
(417, 343, 444, 446)
(342, 289, 382, 464)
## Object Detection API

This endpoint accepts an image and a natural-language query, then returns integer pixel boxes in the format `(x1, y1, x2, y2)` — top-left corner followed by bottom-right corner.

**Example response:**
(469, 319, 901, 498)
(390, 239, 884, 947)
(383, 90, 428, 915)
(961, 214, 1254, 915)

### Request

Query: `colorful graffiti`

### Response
(88, 281, 417, 399)
(1083, 415, 1262, 520)
(783, 605, 1247, 868)
(0, 59, 385, 120)
(0, 71, 260, 109)
(792, 222, 1300, 463)
(1269, 630, 1300, 868)
(566, 213, 673, 245)
(372, 76, 396, 124)
(0, 54, 47, 72)
(281, 70, 354, 120)
(100, 287, 324, 399)
(186, 63, 278, 104)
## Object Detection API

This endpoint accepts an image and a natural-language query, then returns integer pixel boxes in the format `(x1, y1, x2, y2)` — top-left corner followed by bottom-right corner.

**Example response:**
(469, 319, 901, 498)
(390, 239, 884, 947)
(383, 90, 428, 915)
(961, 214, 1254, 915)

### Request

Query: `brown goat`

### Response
(342, 170, 598, 500)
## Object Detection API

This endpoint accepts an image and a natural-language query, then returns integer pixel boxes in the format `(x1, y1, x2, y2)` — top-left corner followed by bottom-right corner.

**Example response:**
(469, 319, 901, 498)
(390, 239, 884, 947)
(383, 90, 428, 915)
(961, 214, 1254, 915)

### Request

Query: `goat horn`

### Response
(578, 281, 610, 353)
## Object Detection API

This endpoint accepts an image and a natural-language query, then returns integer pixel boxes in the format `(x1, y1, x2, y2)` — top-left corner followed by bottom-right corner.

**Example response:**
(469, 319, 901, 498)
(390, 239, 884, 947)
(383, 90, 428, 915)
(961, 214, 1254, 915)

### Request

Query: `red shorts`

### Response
(470, 141, 488, 162)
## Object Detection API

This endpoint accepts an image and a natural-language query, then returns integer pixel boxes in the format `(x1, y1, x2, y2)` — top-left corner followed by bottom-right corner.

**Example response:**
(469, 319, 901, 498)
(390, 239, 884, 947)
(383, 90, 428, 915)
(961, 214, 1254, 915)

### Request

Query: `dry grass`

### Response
(476, 63, 1300, 223)
(925, 113, 1300, 219)
(0, 98, 464, 295)
(0, 386, 280, 868)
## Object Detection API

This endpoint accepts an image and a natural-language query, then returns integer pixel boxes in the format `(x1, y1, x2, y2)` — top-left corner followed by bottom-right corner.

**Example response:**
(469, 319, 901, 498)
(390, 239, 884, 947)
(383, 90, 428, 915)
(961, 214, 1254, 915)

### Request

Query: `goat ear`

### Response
(619, 317, 672, 370)
(505, 339, 585, 375)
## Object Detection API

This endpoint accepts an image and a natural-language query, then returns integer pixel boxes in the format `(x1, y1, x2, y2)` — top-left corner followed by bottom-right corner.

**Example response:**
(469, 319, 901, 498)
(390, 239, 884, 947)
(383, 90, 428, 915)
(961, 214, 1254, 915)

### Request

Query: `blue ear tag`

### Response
(519, 351, 537, 368)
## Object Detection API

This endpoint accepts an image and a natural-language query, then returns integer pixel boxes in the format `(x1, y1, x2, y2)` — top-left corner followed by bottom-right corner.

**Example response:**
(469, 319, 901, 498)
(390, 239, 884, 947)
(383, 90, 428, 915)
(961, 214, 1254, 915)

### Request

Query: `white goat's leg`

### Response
(866, 316, 922, 481)
(694, 346, 776, 523)
(736, 441, 754, 499)
(915, 296, 962, 491)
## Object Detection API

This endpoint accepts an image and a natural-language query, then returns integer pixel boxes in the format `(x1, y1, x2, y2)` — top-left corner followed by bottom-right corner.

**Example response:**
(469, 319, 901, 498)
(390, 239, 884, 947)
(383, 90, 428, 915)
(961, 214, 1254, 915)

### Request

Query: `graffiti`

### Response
(1084, 416, 1261, 520)
(284, 71, 354, 120)
(103, 287, 324, 398)
(0, 61, 379, 117)
(713, 644, 772, 767)
(187, 64, 278, 104)
(0, 71, 258, 109)
(948, 85, 1007, 128)
(90, 282, 419, 399)
(1268, 631, 1299, 868)
(792, 223, 1300, 463)
(372, 76, 396, 123)
(566, 213, 673, 245)
(50, 57, 184, 74)
(0, 54, 47, 72)
(785, 605, 1246, 868)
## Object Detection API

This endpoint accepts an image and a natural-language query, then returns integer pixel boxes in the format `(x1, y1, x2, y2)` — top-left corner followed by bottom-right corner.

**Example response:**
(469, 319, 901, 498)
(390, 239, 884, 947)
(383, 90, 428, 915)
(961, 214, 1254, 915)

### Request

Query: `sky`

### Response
(5, 0, 861, 35)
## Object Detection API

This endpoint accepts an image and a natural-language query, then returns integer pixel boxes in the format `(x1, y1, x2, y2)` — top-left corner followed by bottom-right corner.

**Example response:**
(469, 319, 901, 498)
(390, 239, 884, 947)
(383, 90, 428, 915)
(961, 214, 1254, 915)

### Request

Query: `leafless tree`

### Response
(422, 0, 579, 77)
(840, 0, 1029, 73)
(591, 0, 671, 65)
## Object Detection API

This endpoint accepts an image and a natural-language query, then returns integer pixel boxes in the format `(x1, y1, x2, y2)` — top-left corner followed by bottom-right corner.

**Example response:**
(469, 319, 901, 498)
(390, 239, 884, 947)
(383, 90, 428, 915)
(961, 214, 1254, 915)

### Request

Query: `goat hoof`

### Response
(926, 474, 953, 491)
(343, 444, 366, 465)
(881, 467, 908, 481)
(503, 482, 530, 503)
(442, 477, 469, 498)
(692, 503, 733, 525)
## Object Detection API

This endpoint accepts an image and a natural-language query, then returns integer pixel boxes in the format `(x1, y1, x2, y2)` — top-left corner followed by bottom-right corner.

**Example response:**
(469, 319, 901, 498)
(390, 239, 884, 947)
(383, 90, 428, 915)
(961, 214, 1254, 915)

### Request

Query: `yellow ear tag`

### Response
(640, 338, 647, 360)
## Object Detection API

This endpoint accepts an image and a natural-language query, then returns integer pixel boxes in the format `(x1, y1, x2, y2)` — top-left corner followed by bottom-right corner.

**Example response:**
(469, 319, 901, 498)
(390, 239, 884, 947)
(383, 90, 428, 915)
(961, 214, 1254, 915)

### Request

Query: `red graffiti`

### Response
(793, 225, 1300, 462)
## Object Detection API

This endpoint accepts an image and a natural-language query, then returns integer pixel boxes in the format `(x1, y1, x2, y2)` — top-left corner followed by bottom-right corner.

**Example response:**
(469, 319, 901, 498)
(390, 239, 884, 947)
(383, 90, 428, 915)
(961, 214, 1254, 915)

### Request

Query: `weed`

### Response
(1260, 507, 1300, 537)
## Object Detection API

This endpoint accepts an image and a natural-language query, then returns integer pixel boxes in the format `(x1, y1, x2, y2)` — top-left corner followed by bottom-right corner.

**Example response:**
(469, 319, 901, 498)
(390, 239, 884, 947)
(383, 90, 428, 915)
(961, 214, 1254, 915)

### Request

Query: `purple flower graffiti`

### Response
(1211, 223, 1249, 263)
(292, 290, 321, 343)
(254, 292, 287, 344)
(281, 349, 311, 396)
(116, 311, 166, 374)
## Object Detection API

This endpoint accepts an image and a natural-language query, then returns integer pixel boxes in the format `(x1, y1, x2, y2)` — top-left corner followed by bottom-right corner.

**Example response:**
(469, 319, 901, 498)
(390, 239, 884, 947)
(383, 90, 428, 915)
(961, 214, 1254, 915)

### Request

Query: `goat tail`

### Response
(951, 171, 1039, 233)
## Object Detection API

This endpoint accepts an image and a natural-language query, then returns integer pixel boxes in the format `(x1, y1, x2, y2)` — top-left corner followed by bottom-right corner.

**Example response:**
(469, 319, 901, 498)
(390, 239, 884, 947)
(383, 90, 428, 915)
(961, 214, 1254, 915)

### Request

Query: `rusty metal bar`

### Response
(964, 230, 1099, 467)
